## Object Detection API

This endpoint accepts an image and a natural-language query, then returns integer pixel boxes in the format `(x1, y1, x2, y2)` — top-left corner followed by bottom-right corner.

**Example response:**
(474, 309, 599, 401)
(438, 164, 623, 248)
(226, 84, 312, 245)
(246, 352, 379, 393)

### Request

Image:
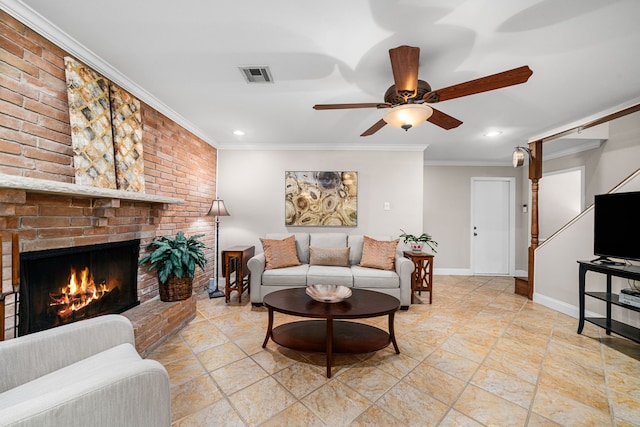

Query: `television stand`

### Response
(590, 256, 625, 266)
(577, 260, 640, 344)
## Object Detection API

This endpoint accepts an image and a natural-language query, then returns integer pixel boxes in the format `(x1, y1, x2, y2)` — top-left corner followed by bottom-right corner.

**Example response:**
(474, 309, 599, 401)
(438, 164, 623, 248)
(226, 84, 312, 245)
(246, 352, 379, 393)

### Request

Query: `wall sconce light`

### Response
(383, 103, 433, 131)
(512, 146, 532, 168)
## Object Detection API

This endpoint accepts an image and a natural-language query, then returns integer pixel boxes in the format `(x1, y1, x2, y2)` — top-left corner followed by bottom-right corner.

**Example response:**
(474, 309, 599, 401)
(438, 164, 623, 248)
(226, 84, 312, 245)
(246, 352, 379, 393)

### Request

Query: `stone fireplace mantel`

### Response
(0, 174, 184, 205)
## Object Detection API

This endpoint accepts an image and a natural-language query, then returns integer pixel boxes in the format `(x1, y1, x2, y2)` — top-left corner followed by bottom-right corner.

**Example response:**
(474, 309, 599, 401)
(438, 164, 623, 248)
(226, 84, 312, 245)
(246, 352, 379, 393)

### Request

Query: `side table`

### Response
(222, 245, 255, 303)
(403, 251, 434, 304)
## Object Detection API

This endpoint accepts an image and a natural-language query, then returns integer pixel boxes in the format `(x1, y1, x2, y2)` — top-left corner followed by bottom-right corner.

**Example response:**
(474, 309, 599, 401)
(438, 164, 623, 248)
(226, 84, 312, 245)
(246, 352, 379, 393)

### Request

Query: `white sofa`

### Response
(248, 233, 414, 309)
(0, 315, 171, 427)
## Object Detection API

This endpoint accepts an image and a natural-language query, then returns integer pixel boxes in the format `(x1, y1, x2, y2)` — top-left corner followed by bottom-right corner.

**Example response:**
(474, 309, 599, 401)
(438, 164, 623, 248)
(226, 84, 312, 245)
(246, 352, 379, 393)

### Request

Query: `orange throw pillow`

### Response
(260, 235, 301, 270)
(359, 235, 398, 271)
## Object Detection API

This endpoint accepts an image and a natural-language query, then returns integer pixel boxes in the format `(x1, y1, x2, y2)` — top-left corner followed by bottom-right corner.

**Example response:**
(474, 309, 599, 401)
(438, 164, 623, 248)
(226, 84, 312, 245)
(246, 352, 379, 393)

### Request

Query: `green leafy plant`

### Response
(139, 232, 207, 284)
(399, 229, 438, 252)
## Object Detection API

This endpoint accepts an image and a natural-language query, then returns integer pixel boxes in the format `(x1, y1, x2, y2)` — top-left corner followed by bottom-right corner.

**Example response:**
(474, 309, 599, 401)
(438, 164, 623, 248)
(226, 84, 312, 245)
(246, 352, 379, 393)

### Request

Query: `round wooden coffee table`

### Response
(262, 288, 400, 378)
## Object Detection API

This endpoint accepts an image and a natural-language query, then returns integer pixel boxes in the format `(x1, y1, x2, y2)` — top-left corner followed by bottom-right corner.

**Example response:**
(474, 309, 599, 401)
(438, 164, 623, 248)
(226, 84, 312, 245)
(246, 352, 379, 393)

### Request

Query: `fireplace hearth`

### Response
(19, 240, 140, 335)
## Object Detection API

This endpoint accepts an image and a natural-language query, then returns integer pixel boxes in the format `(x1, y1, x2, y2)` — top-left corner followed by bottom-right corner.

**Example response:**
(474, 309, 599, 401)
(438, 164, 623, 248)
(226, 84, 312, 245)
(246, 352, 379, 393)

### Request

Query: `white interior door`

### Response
(472, 178, 515, 275)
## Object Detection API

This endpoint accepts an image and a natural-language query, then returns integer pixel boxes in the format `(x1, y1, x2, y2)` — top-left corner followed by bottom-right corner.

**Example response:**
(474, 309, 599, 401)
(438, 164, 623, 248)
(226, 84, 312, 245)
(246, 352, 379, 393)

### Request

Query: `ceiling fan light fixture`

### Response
(383, 104, 433, 131)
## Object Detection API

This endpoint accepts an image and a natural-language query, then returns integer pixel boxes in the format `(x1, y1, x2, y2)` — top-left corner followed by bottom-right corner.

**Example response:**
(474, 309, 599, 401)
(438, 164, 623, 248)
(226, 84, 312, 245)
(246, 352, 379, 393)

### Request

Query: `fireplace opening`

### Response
(19, 240, 140, 335)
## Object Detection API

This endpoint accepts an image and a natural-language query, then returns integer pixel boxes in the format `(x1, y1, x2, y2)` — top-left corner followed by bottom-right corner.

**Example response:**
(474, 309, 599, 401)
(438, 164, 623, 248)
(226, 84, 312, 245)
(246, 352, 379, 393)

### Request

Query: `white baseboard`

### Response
(514, 269, 527, 277)
(433, 268, 472, 276)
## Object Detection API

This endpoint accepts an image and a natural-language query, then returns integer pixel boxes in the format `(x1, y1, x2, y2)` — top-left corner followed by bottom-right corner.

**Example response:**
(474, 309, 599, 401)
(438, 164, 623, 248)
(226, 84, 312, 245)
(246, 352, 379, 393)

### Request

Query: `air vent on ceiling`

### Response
(239, 66, 273, 83)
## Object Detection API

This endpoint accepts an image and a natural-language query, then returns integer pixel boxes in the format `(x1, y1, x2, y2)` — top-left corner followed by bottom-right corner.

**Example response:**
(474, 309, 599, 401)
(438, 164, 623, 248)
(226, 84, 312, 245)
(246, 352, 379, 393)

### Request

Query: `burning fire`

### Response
(49, 267, 110, 318)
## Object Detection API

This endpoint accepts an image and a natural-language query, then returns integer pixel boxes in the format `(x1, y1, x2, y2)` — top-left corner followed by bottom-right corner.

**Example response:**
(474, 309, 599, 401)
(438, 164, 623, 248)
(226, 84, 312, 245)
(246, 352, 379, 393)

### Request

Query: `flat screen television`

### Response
(593, 191, 640, 263)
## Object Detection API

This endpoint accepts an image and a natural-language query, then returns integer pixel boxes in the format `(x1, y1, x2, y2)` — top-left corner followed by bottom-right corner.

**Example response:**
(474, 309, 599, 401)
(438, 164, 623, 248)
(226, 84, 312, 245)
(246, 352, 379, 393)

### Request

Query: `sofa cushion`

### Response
(348, 235, 394, 265)
(307, 265, 353, 286)
(265, 233, 310, 264)
(260, 235, 301, 270)
(359, 236, 399, 271)
(262, 264, 309, 286)
(310, 233, 347, 248)
(351, 265, 400, 289)
(309, 246, 350, 267)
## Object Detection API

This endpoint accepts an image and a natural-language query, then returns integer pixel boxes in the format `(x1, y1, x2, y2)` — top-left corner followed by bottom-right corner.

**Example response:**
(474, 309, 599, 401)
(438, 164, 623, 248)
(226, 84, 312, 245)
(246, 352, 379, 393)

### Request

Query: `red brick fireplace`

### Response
(0, 11, 219, 353)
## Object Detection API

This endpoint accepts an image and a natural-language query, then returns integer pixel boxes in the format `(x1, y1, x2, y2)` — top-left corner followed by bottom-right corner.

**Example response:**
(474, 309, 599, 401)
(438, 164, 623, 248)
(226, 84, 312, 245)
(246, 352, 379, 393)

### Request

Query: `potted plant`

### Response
(139, 232, 207, 301)
(399, 229, 438, 253)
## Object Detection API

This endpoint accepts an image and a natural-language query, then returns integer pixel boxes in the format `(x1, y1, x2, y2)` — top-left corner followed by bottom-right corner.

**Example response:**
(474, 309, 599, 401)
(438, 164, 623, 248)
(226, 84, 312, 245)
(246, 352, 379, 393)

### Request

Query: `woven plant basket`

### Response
(159, 275, 193, 302)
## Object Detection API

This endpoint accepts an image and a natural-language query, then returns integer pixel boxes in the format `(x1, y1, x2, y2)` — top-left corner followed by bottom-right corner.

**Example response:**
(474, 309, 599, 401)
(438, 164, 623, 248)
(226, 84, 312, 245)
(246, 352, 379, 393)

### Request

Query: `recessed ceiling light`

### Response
(484, 131, 502, 137)
(233, 130, 245, 136)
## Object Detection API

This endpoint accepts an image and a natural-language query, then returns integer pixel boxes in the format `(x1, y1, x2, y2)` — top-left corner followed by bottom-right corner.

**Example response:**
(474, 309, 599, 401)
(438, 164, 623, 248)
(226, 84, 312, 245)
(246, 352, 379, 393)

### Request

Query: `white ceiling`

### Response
(5, 0, 640, 164)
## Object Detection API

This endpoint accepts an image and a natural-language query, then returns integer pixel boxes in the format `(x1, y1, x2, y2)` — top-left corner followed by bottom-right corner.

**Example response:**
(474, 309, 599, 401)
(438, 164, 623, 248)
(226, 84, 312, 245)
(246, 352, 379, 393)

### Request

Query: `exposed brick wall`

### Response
(0, 11, 218, 339)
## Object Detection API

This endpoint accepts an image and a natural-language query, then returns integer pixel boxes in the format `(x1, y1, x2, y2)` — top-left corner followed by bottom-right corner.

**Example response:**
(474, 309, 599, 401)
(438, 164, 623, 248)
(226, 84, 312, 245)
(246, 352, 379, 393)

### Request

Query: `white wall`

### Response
(423, 165, 526, 273)
(216, 149, 424, 252)
(534, 109, 640, 326)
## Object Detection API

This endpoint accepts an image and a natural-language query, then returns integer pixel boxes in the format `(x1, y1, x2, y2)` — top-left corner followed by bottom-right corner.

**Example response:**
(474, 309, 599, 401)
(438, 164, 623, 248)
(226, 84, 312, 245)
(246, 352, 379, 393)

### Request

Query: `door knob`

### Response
(474, 232, 478, 236)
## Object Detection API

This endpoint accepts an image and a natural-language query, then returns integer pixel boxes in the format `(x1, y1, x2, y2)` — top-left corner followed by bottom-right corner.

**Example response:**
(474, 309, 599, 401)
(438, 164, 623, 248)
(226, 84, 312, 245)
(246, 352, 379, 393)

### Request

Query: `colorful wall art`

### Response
(285, 171, 357, 226)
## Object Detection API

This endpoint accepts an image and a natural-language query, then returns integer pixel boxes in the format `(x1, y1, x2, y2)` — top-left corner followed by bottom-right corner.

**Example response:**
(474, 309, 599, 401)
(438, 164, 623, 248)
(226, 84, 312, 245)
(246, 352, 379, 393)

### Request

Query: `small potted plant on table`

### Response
(399, 229, 438, 253)
(139, 231, 207, 301)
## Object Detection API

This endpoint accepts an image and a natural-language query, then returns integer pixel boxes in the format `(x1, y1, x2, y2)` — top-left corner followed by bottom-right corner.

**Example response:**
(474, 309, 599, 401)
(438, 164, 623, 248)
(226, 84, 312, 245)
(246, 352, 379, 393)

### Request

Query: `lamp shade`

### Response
(382, 104, 433, 130)
(207, 199, 230, 217)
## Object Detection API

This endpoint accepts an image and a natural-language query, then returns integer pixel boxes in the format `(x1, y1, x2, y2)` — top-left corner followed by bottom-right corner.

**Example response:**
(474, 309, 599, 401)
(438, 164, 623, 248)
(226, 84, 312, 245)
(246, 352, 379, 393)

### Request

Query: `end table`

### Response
(222, 245, 255, 303)
(403, 251, 434, 304)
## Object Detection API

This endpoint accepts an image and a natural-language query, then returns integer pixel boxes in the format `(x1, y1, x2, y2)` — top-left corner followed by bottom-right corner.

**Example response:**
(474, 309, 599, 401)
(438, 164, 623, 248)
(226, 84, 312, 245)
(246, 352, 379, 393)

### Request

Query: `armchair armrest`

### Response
(0, 314, 135, 393)
(395, 255, 414, 308)
(248, 253, 266, 302)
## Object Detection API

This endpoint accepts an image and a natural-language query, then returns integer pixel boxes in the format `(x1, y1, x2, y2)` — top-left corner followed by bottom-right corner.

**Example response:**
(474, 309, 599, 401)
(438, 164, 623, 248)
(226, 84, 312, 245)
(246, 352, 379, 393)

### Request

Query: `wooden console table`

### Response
(222, 246, 255, 303)
(578, 260, 640, 344)
(403, 251, 434, 304)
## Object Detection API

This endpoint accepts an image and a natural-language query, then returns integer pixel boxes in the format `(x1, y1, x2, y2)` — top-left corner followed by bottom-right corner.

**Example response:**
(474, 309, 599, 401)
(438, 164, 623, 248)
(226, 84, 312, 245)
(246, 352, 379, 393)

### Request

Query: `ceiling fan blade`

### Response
(423, 65, 533, 103)
(313, 103, 390, 110)
(389, 45, 420, 100)
(427, 108, 463, 130)
(360, 119, 387, 136)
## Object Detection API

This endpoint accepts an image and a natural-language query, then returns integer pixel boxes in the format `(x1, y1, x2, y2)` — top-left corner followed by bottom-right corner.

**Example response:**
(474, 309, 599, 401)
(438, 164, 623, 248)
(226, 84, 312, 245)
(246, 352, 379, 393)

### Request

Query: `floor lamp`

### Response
(207, 198, 230, 298)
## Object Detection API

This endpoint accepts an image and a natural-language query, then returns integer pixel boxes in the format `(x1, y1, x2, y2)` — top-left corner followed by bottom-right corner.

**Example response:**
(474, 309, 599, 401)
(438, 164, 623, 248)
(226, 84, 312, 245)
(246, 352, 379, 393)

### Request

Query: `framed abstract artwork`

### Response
(285, 171, 357, 226)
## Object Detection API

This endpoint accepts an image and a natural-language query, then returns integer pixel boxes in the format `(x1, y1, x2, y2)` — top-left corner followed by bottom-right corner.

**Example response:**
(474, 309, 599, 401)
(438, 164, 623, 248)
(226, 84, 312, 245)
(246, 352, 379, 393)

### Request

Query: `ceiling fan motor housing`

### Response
(385, 80, 432, 105)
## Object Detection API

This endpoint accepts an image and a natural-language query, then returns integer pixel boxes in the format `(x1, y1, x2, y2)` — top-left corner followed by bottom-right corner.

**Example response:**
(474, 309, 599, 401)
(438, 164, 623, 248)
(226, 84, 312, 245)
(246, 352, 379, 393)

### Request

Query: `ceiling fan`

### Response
(313, 45, 533, 136)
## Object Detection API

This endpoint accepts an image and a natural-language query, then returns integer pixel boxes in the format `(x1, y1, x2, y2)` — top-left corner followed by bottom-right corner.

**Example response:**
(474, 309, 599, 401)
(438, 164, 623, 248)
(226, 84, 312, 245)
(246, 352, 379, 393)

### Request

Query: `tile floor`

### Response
(147, 275, 640, 426)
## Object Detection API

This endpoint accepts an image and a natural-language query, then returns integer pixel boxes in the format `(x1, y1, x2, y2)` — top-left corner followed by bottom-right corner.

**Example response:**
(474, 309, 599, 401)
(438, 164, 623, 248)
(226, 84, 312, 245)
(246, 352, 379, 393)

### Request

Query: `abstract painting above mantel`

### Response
(64, 57, 145, 192)
(285, 171, 357, 226)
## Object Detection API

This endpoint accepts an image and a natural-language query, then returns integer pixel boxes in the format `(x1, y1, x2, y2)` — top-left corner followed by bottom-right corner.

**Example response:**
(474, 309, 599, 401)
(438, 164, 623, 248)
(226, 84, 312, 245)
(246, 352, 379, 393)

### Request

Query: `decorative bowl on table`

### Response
(305, 284, 352, 303)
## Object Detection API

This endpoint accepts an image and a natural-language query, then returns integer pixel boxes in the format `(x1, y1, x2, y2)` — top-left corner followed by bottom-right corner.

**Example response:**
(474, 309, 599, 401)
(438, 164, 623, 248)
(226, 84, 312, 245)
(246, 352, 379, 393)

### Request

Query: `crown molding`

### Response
(0, 0, 217, 147)
(216, 144, 429, 152)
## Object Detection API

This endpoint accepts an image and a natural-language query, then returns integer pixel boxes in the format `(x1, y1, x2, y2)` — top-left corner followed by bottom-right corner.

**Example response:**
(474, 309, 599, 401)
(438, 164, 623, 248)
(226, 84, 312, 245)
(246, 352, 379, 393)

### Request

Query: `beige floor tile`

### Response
(439, 329, 497, 363)
(151, 276, 634, 426)
(210, 356, 268, 395)
(337, 363, 399, 401)
(531, 385, 612, 426)
(196, 341, 246, 372)
(170, 374, 223, 422)
(147, 334, 193, 365)
(250, 346, 302, 374)
(164, 354, 207, 387)
(438, 409, 485, 426)
(173, 398, 244, 427)
(453, 384, 529, 426)
(609, 389, 640, 425)
(272, 361, 328, 398)
(403, 362, 466, 406)
(302, 380, 371, 426)
(350, 405, 402, 426)
(230, 377, 297, 426)
(259, 402, 325, 427)
(424, 348, 480, 382)
(179, 320, 229, 353)
(471, 365, 535, 409)
(377, 380, 449, 426)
